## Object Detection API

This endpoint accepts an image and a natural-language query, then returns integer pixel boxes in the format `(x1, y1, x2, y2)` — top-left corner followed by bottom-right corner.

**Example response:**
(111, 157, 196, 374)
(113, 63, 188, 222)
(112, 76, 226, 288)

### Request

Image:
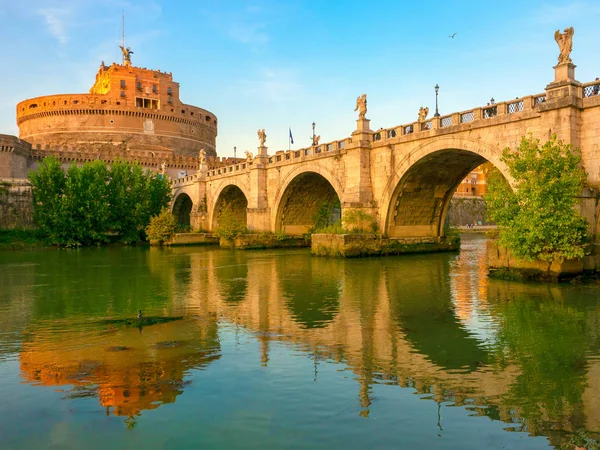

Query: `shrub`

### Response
(145, 209, 177, 244)
(484, 135, 587, 263)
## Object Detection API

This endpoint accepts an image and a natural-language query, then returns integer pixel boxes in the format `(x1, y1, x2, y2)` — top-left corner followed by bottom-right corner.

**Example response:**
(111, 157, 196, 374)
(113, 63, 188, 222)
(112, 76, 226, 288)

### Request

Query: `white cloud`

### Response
(37, 7, 71, 45)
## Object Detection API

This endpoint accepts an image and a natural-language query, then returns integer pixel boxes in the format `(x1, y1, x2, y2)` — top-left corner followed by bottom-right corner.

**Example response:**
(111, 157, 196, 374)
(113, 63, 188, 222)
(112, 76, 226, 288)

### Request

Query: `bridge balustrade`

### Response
(533, 94, 546, 106)
(507, 100, 524, 114)
(420, 121, 432, 131)
(460, 111, 475, 123)
(483, 105, 498, 118)
(440, 116, 453, 128)
(583, 81, 600, 98)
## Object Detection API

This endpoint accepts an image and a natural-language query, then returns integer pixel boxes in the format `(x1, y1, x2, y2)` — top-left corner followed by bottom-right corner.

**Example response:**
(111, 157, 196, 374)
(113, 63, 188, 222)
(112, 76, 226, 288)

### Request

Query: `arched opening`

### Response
(386, 149, 499, 238)
(172, 193, 193, 230)
(212, 185, 248, 232)
(276, 172, 341, 234)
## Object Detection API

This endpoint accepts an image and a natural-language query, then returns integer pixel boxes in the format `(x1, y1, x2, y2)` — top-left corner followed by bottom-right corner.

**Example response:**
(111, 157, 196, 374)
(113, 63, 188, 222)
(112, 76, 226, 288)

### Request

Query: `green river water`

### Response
(1, 235, 599, 449)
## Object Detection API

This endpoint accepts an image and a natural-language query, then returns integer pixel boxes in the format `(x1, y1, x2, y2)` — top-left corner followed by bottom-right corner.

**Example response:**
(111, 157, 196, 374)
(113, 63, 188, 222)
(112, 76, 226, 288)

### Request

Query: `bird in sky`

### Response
(448, 32, 457, 38)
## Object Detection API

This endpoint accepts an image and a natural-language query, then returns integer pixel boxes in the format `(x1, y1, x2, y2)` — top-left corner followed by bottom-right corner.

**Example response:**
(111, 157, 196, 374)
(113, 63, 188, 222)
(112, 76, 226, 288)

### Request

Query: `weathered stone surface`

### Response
(486, 240, 584, 280)
(220, 234, 310, 250)
(0, 179, 33, 229)
(311, 234, 459, 258)
(164, 233, 219, 246)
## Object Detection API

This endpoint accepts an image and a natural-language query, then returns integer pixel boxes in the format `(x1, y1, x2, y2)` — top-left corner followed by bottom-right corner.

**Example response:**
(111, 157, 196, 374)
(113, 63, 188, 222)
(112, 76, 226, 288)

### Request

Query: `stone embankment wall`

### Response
(0, 179, 34, 229)
(447, 197, 490, 226)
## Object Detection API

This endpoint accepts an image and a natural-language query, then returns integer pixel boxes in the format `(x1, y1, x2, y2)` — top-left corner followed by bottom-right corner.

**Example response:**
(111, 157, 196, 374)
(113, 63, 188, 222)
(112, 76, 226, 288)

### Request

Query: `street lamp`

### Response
(234, 146, 237, 159)
(312, 122, 316, 145)
(434, 84, 440, 117)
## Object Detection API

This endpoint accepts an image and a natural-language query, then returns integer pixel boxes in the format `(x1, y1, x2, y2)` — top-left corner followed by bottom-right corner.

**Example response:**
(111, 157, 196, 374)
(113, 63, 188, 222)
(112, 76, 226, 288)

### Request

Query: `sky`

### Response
(0, 0, 599, 157)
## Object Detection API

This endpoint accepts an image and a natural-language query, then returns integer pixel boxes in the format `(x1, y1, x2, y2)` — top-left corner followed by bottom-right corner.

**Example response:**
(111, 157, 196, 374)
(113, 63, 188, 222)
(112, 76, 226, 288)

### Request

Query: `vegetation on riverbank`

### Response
(485, 135, 588, 264)
(0, 228, 47, 250)
(29, 157, 171, 246)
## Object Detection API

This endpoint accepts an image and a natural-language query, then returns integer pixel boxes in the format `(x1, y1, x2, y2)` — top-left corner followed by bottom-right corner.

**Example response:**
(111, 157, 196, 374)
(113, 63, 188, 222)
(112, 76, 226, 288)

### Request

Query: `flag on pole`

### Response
(289, 127, 294, 145)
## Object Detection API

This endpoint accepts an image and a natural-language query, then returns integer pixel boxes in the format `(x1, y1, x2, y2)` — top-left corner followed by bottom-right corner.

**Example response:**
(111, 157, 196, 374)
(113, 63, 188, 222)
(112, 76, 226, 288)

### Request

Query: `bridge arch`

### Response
(172, 192, 193, 229)
(272, 165, 343, 234)
(211, 183, 249, 232)
(380, 136, 511, 238)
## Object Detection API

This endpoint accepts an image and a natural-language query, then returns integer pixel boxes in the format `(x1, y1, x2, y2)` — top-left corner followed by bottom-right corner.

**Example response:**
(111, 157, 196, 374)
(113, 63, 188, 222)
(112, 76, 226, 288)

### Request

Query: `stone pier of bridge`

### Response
(171, 58, 600, 242)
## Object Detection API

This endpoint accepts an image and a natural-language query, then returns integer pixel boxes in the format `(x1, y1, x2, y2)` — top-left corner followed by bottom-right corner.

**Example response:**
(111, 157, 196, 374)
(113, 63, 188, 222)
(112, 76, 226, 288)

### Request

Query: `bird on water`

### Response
(137, 310, 143, 319)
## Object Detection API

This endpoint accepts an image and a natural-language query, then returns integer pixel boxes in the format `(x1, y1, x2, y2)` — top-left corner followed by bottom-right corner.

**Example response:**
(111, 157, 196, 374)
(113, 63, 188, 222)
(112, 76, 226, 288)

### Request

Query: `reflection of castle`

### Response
(19, 317, 220, 419)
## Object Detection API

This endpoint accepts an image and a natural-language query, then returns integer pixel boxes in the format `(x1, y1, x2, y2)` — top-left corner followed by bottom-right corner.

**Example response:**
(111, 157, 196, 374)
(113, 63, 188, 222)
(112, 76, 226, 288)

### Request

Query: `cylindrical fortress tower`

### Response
(16, 61, 217, 158)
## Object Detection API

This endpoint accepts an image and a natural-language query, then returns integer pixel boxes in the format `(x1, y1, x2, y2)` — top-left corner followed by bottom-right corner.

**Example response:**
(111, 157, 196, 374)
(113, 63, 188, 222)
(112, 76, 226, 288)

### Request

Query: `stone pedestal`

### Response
(257, 145, 268, 157)
(351, 118, 371, 144)
(554, 62, 576, 83)
(544, 63, 581, 101)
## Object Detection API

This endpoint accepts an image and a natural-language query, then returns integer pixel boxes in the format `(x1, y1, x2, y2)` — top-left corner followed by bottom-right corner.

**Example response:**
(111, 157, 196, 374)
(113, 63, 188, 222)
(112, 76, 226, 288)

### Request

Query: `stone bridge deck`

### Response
(171, 73, 600, 240)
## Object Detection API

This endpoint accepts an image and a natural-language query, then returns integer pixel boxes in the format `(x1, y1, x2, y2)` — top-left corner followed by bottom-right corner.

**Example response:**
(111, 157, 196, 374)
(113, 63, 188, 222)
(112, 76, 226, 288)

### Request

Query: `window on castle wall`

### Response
(205, 115, 211, 121)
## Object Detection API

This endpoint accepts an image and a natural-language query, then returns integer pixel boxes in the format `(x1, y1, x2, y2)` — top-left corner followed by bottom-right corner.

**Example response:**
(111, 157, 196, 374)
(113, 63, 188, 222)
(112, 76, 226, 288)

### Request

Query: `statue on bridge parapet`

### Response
(198, 149, 207, 166)
(257, 129, 267, 147)
(354, 94, 367, 120)
(554, 27, 574, 65)
(245, 150, 253, 161)
(311, 135, 321, 146)
(418, 106, 429, 122)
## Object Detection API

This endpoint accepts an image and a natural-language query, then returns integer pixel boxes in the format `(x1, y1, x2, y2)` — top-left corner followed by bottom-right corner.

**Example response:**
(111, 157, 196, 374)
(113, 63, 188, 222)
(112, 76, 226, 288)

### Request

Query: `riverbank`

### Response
(0, 229, 47, 250)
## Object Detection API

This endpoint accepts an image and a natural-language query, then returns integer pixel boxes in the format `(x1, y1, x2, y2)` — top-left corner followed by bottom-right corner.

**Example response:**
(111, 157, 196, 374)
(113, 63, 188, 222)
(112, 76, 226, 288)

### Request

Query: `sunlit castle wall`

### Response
(16, 62, 218, 159)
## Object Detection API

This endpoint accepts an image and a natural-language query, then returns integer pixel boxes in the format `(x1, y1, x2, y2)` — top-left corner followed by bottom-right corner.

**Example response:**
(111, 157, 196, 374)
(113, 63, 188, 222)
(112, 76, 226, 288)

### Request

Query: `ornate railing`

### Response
(507, 100, 524, 114)
(583, 82, 600, 98)
(440, 116, 453, 127)
(460, 111, 474, 123)
(420, 121, 432, 131)
(483, 106, 497, 118)
(533, 95, 546, 106)
(403, 125, 414, 135)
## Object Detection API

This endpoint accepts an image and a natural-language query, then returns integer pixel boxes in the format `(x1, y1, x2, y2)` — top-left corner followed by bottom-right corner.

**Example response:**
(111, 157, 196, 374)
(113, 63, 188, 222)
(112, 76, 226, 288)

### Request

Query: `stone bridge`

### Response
(171, 63, 600, 240)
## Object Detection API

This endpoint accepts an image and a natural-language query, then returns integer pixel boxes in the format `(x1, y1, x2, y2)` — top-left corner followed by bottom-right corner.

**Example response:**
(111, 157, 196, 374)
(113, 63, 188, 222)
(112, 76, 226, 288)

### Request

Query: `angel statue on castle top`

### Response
(119, 45, 134, 66)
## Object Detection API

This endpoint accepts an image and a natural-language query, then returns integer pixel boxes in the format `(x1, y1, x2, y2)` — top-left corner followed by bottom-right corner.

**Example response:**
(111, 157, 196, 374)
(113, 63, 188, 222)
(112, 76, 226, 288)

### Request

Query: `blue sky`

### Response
(1, 0, 599, 156)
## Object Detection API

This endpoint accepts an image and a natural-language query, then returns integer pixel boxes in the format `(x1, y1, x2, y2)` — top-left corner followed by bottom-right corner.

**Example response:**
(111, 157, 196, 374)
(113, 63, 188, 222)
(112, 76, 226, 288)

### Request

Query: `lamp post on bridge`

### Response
(312, 122, 316, 146)
(434, 84, 440, 117)
(234, 146, 237, 159)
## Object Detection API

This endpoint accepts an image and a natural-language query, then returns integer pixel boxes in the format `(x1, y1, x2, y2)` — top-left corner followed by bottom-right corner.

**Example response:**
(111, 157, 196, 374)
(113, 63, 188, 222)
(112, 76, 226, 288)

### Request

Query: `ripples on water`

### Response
(1, 235, 599, 449)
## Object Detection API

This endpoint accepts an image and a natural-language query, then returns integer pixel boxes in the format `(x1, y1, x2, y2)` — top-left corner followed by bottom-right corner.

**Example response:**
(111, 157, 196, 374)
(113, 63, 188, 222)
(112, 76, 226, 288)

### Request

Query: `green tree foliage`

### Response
(29, 157, 171, 246)
(145, 208, 177, 244)
(484, 135, 587, 262)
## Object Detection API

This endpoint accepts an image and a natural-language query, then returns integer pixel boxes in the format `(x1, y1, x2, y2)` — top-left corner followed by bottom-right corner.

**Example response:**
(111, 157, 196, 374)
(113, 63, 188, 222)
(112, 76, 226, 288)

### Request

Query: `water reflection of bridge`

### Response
(161, 241, 600, 444)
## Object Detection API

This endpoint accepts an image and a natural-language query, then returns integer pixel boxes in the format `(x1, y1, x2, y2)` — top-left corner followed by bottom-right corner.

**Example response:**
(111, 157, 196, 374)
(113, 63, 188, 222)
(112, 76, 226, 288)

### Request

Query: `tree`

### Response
(484, 135, 587, 263)
(29, 157, 171, 246)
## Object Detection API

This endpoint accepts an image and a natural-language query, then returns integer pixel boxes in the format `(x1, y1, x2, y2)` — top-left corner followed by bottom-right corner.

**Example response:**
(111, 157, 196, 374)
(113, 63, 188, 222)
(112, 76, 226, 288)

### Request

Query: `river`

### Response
(1, 235, 599, 449)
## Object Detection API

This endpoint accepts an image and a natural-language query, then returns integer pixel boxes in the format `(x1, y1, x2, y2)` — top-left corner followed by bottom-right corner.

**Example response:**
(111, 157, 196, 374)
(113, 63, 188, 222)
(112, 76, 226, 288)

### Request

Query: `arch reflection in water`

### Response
(4, 242, 600, 447)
